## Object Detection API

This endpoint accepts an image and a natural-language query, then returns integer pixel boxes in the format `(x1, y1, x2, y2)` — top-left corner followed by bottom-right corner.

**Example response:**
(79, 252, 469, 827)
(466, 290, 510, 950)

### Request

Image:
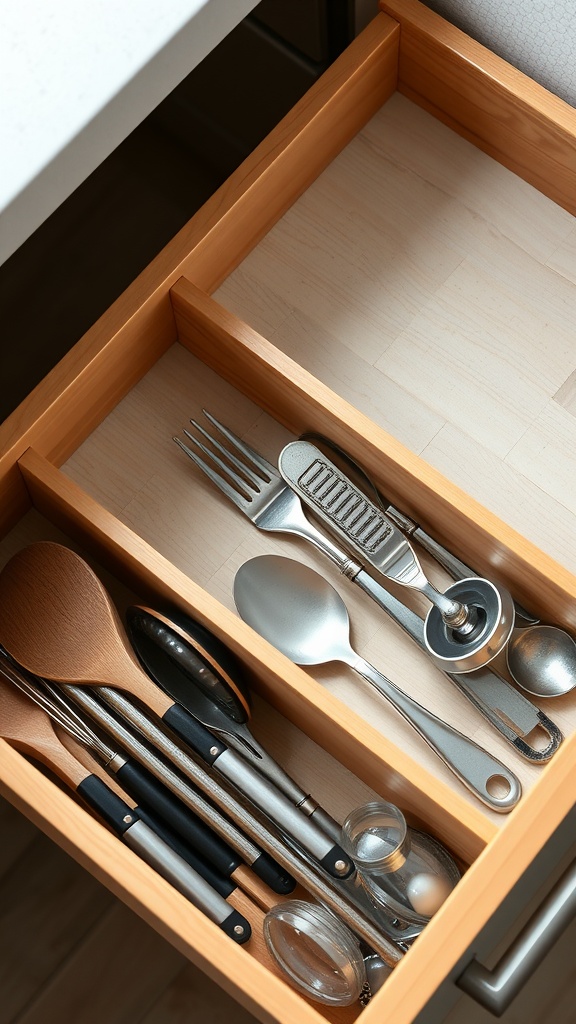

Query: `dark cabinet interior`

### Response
(0, 0, 353, 423)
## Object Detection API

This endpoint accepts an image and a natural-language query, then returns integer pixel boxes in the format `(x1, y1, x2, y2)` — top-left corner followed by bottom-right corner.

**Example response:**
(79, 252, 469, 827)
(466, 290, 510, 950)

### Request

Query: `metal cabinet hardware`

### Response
(456, 860, 576, 1016)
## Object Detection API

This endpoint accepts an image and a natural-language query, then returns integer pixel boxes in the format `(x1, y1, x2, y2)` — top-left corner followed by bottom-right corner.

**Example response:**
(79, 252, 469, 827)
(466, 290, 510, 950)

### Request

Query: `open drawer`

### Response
(1, 2, 576, 1021)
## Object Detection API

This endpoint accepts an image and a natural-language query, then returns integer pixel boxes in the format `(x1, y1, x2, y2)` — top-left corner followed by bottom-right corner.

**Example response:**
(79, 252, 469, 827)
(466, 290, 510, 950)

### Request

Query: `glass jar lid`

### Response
(263, 900, 367, 1006)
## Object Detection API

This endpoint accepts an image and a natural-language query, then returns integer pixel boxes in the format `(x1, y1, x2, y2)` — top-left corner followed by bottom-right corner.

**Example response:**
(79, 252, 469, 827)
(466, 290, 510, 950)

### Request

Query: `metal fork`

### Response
(173, 409, 379, 574)
(173, 412, 527, 813)
(173, 411, 561, 770)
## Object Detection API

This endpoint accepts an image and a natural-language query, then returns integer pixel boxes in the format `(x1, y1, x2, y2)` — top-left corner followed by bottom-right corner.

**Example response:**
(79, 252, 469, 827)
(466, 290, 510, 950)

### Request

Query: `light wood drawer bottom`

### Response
(1, 3, 576, 1022)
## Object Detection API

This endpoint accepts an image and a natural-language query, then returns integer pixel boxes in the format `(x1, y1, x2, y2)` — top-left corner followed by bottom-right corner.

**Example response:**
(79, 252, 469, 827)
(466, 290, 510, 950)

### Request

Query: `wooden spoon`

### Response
(0, 676, 251, 941)
(0, 542, 351, 879)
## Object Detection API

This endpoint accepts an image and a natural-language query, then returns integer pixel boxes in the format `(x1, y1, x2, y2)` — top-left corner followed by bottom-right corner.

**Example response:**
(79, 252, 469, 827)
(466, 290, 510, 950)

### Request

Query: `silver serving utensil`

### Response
(233, 554, 522, 813)
(300, 432, 539, 629)
(125, 604, 342, 842)
(507, 625, 576, 697)
(173, 411, 561, 764)
(279, 441, 515, 673)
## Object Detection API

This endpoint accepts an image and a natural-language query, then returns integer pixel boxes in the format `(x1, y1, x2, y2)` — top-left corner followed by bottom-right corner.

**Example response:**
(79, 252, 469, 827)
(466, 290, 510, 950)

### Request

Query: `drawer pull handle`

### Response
(457, 860, 576, 1015)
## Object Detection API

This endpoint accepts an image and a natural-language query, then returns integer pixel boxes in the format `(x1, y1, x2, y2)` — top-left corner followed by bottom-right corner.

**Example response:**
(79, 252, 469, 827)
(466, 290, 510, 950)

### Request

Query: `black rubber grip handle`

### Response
(116, 759, 242, 877)
(77, 775, 138, 835)
(135, 806, 235, 898)
(252, 852, 296, 894)
(221, 908, 252, 943)
(163, 703, 226, 764)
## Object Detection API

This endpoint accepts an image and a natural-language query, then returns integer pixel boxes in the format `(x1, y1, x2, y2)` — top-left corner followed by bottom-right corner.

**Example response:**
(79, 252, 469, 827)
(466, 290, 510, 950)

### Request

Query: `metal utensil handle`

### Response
(66, 683, 295, 894)
(351, 572, 561, 763)
(351, 655, 522, 812)
(266, 494, 560, 762)
(93, 688, 402, 966)
(121, 818, 251, 942)
(297, 433, 538, 627)
(409, 526, 539, 628)
(162, 703, 353, 878)
(280, 441, 425, 588)
(218, 720, 342, 843)
(457, 859, 576, 1015)
(77, 774, 250, 941)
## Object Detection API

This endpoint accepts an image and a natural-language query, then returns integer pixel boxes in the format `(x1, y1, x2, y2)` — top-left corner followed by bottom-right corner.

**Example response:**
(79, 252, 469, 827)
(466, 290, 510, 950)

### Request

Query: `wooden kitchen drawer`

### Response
(1, 2, 576, 1022)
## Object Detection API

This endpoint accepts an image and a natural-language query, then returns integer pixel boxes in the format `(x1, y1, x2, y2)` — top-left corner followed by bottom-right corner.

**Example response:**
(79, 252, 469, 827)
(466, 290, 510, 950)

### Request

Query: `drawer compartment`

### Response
(1, 3, 576, 1022)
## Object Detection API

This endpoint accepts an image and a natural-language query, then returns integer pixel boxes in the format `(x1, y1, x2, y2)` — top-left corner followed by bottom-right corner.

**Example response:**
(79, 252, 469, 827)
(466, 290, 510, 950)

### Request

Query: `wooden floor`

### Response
(2, 93, 576, 1022)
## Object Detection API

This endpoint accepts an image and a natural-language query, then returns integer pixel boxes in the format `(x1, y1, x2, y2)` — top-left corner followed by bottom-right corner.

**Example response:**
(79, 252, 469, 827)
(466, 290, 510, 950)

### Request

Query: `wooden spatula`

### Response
(0, 542, 351, 879)
(0, 677, 250, 941)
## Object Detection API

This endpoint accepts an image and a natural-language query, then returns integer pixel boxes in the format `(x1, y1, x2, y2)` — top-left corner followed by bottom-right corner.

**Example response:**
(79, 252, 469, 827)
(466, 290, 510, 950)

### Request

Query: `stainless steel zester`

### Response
(278, 440, 515, 674)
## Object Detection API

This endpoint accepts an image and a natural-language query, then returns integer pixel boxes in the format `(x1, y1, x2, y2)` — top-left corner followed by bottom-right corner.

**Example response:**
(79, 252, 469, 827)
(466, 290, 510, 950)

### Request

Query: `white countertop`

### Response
(0, 0, 260, 265)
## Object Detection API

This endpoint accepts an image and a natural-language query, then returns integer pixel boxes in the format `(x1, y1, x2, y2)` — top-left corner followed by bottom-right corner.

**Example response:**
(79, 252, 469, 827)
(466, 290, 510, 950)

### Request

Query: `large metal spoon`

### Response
(507, 624, 576, 697)
(233, 555, 522, 813)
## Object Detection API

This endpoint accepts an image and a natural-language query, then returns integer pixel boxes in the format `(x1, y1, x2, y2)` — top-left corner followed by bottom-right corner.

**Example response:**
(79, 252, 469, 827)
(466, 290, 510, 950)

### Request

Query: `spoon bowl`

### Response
(506, 624, 576, 698)
(234, 555, 522, 813)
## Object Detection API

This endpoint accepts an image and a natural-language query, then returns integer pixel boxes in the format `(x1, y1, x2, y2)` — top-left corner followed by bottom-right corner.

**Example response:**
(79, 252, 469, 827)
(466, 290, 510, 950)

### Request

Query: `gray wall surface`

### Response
(419, 0, 576, 106)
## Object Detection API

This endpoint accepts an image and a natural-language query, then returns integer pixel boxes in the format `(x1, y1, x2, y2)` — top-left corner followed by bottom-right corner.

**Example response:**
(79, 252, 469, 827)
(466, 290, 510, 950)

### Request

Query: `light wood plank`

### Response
(359, 95, 575, 265)
(380, 0, 576, 215)
(506, 401, 576, 517)
(554, 369, 576, 417)
(547, 225, 576, 286)
(376, 256, 576, 459)
(421, 422, 576, 582)
(15, 902, 185, 1024)
(0, 832, 113, 1021)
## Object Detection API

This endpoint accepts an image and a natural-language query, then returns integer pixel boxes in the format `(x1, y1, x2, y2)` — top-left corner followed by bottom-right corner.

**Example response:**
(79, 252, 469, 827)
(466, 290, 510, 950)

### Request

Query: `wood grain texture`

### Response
(16, 449, 492, 857)
(0, 830, 113, 1021)
(547, 224, 576, 286)
(0, 13, 399, 546)
(0, 8, 576, 1023)
(0, 677, 89, 789)
(380, 0, 576, 215)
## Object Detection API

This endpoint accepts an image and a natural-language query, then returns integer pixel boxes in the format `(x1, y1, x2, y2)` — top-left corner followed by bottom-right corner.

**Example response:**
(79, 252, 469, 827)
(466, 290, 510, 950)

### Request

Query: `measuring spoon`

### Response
(506, 623, 576, 697)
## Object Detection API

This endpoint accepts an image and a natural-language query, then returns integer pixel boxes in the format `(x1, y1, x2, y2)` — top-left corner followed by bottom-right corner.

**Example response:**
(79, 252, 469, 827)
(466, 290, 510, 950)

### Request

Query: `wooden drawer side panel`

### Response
(0, 296, 175, 539)
(170, 277, 576, 629)
(17, 445, 493, 856)
(380, 0, 576, 216)
(0, 14, 399, 546)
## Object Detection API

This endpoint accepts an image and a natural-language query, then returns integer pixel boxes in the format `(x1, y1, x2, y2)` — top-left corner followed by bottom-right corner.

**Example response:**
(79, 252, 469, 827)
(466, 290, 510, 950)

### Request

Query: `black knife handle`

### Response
(134, 806, 235, 898)
(163, 703, 227, 763)
(115, 759, 241, 878)
(77, 774, 138, 833)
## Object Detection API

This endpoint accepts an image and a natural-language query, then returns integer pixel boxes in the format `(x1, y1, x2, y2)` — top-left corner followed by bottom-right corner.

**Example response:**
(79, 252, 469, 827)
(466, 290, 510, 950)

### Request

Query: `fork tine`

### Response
(201, 410, 279, 480)
(172, 436, 254, 510)
(187, 420, 265, 490)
